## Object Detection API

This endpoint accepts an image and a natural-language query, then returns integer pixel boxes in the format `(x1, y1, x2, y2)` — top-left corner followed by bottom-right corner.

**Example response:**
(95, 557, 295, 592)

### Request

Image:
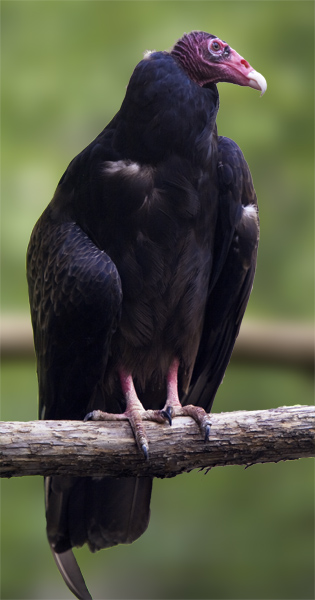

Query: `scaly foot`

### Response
(85, 360, 211, 458)
(84, 369, 170, 459)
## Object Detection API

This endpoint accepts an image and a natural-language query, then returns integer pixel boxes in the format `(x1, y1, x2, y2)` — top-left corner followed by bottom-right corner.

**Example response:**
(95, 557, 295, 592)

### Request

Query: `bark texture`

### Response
(0, 405, 314, 478)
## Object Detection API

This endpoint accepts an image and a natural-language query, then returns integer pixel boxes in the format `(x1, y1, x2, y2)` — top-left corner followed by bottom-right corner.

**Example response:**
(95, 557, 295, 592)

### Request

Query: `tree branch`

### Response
(1, 405, 314, 478)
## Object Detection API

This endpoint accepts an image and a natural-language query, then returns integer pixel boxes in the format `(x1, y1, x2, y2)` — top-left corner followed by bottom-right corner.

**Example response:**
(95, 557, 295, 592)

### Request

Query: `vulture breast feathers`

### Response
(27, 31, 266, 600)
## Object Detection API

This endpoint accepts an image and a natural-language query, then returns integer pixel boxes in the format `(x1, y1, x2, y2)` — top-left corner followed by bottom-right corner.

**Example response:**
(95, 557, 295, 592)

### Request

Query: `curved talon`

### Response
(141, 443, 149, 460)
(83, 411, 96, 422)
(161, 407, 173, 426)
(204, 423, 211, 442)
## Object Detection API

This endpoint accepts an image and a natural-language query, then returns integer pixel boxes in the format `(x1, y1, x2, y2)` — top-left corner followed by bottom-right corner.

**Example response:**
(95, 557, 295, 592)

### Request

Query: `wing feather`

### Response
(27, 208, 122, 420)
(184, 136, 259, 410)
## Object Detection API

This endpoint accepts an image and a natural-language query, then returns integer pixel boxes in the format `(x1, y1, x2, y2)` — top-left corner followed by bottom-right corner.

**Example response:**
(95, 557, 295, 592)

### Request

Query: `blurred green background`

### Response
(1, 1, 314, 599)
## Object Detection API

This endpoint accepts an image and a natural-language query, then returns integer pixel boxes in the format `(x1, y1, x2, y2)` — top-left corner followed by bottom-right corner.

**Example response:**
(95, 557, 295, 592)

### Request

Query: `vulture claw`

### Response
(161, 406, 173, 426)
(141, 443, 149, 460)
(83, 411, 96, 422)
(168, 404, 212, 442)
(83, 406, 150, 458)
(204, 423, 211, 442)
(83, 409, 120, 423)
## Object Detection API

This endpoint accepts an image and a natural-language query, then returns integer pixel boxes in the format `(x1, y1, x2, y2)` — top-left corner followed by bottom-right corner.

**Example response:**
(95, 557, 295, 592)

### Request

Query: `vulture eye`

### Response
(208, 39, 223, 55)
(212, 41, 220, 50)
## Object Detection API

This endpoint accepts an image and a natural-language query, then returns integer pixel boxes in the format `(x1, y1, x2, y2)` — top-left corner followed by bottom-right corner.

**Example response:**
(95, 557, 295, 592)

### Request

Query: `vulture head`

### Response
(171, 31, 267, 95)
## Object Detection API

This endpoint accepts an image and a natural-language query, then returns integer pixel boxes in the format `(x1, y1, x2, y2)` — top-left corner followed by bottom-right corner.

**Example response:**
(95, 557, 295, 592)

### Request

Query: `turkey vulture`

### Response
(27, 31, 266, 600)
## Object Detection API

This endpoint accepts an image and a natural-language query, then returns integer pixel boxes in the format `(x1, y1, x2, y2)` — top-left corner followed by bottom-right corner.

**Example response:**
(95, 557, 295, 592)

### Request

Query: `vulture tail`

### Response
(45, 475, 153, 599)
(51, 547, 92, 600)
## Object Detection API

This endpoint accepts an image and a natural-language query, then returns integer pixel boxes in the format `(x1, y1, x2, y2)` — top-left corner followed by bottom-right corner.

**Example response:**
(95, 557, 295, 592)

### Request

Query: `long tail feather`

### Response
(51, 547, 92, 600)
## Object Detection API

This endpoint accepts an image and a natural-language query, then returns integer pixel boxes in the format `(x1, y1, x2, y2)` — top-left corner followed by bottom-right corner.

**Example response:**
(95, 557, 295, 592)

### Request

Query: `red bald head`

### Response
(171, 31, 267, 95)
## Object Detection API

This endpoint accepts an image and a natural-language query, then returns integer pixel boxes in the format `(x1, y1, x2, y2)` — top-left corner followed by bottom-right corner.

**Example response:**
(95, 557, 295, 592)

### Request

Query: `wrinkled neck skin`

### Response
(171, 31, 214, 87)
(113, 51, 219, 167)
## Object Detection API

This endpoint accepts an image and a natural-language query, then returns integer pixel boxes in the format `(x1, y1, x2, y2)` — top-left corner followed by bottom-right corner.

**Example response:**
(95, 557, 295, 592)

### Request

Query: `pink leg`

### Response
(162, 358, 182, 414)
(161, 359, 212, 441)
(118, 369, 166, 457)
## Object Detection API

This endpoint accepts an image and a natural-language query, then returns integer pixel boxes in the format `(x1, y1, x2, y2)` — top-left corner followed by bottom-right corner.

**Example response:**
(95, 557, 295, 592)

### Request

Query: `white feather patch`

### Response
(103, 160, 155, 187)
(143, 49, 155, 59)
(104, 160, 140, 176)
(241, 204, 258, 223)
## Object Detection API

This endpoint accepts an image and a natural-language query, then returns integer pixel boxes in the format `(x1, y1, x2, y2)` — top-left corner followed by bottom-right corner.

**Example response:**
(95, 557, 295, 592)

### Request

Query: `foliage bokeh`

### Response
(1, 1, 314, 599)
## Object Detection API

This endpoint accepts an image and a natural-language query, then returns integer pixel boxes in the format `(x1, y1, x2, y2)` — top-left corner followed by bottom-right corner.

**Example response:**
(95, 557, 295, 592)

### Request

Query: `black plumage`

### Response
(27, 31, 265, 599)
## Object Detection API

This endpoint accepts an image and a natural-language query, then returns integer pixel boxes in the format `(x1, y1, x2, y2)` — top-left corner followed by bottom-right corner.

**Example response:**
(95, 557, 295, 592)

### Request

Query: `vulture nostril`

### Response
(241, 59, 250, 69)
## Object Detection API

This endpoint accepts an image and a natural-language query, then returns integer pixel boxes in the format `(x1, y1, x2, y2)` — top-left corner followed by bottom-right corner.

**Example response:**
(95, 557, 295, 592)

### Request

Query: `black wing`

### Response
(27, 206, 152, 600)
(184, 136, 259, 410)
(27, 210, 122, 420)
